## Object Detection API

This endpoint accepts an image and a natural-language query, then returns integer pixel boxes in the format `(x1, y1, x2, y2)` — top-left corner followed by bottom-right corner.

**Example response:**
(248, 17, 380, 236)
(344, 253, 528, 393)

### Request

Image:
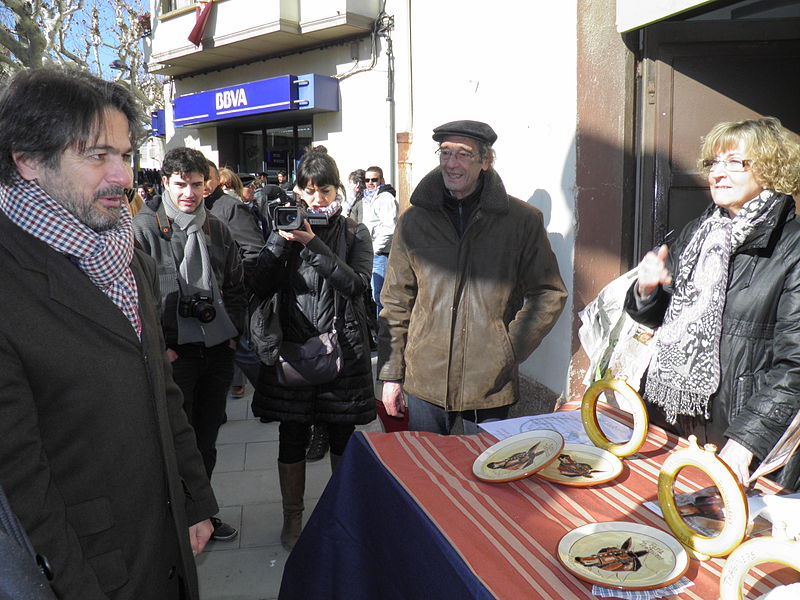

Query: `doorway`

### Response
(634, 18, 800, 259)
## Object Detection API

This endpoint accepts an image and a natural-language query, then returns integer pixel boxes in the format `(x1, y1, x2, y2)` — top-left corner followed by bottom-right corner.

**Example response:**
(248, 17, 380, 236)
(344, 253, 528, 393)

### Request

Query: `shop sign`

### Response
(173, 73, 339, 128)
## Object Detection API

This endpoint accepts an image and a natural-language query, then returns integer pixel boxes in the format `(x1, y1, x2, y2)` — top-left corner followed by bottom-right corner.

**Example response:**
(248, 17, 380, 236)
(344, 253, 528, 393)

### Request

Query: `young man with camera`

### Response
(133, 147, 247, 542)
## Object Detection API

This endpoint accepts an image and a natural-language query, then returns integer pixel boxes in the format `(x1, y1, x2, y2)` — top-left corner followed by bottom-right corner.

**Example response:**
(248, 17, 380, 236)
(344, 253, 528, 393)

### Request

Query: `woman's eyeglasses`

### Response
(702, 158, 752, 172)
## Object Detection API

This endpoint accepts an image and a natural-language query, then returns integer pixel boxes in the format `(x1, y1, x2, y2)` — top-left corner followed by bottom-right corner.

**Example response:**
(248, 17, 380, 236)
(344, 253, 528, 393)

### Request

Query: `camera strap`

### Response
(154, 197, 173, 241)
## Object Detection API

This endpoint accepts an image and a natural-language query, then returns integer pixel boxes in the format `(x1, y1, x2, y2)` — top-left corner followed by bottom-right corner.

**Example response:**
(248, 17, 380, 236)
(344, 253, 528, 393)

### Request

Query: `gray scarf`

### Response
(645, 190, 776, 423)
(162, 190, 238, 346)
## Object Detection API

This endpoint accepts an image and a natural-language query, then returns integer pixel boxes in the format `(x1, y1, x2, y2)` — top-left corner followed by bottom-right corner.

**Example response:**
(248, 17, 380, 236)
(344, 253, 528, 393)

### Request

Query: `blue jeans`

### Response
(406, 393, 510, 435)
(372, 253, 388, 318)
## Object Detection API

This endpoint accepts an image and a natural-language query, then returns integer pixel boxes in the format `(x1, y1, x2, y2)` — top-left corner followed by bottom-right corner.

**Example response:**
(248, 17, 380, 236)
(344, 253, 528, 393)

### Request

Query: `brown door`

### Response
(635, 19, 800, 259)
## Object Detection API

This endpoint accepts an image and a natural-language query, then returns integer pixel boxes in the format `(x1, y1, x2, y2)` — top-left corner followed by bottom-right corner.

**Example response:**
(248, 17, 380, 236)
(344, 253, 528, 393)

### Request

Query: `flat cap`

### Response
(432, 120, 497, 145)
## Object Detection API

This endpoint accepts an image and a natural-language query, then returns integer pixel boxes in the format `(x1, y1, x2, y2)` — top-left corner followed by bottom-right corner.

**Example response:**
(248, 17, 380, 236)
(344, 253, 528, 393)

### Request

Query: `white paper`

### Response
(479, 411, 632, 445)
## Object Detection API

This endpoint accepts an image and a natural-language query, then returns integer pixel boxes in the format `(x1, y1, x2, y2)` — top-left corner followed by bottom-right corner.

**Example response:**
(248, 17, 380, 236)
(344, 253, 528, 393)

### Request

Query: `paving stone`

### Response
(215, 443, 246, 473)
(196, 545, 287, 600)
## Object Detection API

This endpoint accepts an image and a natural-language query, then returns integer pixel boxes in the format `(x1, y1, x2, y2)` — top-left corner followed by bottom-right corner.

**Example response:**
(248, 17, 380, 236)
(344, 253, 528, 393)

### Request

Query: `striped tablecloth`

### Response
(280, 403, 793, 599)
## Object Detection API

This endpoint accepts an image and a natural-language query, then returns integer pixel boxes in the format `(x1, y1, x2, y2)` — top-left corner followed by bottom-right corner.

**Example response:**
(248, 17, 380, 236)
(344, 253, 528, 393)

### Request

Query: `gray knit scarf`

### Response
(645, 190, 776, 423)
(162, 190, 238, 346)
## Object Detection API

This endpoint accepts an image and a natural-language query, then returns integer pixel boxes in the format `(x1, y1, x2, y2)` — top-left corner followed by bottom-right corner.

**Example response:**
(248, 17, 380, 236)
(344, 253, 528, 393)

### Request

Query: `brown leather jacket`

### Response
(377, 167, 567, 411)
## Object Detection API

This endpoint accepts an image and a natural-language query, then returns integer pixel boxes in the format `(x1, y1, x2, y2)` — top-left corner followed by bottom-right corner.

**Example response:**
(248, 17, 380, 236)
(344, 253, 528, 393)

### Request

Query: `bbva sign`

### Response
(216, 88, 248, 111)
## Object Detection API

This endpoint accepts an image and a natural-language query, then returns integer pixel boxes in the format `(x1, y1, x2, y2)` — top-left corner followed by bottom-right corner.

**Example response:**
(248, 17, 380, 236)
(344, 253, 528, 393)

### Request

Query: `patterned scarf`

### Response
(645, 190, 777, 423)
(0, 174, 141, 338)
(310, 194, 343, 220)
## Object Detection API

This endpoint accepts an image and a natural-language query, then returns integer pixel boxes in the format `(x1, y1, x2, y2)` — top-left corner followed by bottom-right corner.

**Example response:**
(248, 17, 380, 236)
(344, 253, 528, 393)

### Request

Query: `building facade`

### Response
(147, 0, 800, 400)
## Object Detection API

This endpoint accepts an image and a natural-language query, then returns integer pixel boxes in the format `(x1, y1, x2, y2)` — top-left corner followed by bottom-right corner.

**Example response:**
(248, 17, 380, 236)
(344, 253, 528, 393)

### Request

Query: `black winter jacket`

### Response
(251, 215, 376, 425)
(626, 194, 800, 490)
(203, 187, 265, 287)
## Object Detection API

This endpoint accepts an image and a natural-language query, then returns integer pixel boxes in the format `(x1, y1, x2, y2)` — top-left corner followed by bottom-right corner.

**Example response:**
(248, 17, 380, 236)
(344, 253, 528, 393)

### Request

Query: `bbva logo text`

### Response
(216, 88, 248, 110)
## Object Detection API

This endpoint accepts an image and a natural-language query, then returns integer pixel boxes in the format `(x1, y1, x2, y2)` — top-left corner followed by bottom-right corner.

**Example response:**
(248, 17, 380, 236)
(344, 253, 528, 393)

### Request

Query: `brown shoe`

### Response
(230, 385, 245, 398)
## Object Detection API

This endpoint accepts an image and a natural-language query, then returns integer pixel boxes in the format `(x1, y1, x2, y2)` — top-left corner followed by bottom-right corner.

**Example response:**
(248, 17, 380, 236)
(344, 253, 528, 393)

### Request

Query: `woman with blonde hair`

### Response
(218, 167, 244, 201)
(626, 117, 800, 490)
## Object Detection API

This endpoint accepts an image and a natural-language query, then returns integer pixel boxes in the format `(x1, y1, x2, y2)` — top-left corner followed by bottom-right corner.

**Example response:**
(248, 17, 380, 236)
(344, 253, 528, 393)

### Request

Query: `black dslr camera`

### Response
(273, 200, 329, 231)
(178, 294, 216, 323)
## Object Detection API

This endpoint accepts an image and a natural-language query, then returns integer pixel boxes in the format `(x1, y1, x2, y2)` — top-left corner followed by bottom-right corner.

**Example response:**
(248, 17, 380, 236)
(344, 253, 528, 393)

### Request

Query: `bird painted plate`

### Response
(536, 443, 623, 487)
(557, 521, 689, 591)
(472, 429, 563, 483)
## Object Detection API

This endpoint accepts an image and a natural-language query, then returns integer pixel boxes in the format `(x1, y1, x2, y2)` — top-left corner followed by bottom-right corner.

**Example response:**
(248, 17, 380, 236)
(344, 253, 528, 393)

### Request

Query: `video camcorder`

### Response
(273, 203, 329, 231)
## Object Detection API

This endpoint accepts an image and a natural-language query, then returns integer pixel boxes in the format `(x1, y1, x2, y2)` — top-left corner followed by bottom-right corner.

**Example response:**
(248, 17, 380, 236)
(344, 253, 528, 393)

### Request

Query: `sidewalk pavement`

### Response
(195, 382, 382, 600)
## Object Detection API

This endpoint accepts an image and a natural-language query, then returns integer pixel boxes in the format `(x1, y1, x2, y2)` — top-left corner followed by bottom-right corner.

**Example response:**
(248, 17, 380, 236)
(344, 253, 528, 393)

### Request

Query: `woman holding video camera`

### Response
(250, 146, 376, 551)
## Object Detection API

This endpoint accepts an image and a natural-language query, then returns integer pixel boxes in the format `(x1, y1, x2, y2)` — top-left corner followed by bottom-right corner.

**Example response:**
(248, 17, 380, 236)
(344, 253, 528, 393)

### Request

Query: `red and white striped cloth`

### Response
(362, 402, 790, 599)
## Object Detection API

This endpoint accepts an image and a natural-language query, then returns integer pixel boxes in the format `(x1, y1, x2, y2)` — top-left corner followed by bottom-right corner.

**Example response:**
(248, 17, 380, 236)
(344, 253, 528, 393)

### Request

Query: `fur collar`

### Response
(410, 167, 509, 214)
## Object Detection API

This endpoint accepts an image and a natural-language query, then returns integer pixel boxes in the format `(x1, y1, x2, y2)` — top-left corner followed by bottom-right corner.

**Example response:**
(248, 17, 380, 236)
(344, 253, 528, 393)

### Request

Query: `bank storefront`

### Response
(170, 73, 339, 181)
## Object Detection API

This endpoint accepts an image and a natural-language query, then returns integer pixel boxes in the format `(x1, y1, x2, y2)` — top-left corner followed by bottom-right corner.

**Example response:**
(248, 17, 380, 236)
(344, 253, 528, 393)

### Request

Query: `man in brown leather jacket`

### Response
(377, 120, 567, 434)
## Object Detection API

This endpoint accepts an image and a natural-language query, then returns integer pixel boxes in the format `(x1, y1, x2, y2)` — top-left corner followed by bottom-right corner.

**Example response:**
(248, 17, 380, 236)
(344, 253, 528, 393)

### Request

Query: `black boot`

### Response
(305, 424, 329, 462)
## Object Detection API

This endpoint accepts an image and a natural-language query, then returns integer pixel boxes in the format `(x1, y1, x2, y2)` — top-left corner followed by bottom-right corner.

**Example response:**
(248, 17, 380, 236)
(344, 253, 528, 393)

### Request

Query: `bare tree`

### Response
(0, 0, 162, 111)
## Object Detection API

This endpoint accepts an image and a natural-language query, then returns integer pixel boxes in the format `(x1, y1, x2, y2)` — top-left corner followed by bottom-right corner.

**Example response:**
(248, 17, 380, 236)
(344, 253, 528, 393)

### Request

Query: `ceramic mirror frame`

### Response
(658, 435, 748, 559)
(720, 537, 800, 600)
(581, 378, 648, 457)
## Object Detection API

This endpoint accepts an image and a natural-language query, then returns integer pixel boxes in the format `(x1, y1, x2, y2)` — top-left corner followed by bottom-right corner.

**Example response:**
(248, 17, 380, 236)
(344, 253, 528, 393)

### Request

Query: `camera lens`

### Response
(193, 301, 216, 323)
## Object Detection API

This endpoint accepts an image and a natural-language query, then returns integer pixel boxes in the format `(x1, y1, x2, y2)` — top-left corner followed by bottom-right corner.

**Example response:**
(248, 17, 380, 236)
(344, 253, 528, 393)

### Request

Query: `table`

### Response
(279, 403, 793, 599)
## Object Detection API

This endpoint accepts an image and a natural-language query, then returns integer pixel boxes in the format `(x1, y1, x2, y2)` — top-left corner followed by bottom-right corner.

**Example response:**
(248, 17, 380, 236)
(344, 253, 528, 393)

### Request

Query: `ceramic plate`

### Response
(536, 443, 623, 487)
(557, 521, 689, 591)
(472, 429, 563, 483)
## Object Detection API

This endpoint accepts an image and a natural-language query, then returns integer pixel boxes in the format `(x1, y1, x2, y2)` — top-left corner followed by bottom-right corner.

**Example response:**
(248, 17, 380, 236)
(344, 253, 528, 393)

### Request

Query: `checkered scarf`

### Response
(0, 174, 142, 339)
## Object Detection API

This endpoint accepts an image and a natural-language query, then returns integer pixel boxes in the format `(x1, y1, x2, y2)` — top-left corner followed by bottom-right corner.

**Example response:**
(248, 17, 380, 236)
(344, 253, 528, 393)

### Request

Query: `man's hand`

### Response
(718, 438, 754, 486)
(189, 519, 213, 557)
(637, 244, 671, 298)
(381, 382, 406, 417)
(166, 348, 179, 363)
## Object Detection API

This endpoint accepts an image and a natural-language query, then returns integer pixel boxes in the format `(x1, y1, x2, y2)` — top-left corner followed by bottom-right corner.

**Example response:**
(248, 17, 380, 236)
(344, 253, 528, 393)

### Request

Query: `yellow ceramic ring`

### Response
(658, 436, 748, 558)
(581, 378, 648, 457)
(720, 537, 800, 600)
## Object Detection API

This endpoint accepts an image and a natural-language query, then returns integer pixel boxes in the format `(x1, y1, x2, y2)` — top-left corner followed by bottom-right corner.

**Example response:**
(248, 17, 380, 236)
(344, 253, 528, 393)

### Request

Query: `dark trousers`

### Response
(170, 342, 235, 478)
(234, 332, 262, 388)
(407, 393, 510, 435)
(278, 421, 355, 464)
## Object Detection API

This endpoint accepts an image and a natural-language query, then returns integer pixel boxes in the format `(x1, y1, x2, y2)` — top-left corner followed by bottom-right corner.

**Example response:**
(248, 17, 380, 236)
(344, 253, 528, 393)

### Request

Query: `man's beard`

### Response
(41, 180, 125, 232)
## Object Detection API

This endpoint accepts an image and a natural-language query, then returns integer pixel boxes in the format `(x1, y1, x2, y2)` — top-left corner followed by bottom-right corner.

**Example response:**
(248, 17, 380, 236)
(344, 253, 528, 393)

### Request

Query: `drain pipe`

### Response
(379, 15, 396, 187)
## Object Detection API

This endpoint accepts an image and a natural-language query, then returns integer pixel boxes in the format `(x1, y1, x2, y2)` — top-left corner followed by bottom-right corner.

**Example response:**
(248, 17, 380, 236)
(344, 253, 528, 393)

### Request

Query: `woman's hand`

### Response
(278, 220, 315, 245)
(637, 244, 671, 298)
(718, 438, 754, 486)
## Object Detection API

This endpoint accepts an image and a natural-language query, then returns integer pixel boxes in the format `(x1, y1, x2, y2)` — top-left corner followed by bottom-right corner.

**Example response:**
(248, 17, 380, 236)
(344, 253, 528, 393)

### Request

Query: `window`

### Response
(163, 0, 194, 14)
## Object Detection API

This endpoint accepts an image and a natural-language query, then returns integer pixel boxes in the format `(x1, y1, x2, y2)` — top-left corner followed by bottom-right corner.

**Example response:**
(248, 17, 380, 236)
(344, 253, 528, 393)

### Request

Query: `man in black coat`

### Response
(204, 160, 265, 286)
(0, 67, 217, 598)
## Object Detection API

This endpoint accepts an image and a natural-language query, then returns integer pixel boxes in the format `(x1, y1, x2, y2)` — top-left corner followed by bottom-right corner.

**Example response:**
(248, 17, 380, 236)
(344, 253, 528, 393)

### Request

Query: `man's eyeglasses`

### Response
(436, 148, 477, 163)
(365, 177, 380, 183)
(702, 158, 752, 172)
